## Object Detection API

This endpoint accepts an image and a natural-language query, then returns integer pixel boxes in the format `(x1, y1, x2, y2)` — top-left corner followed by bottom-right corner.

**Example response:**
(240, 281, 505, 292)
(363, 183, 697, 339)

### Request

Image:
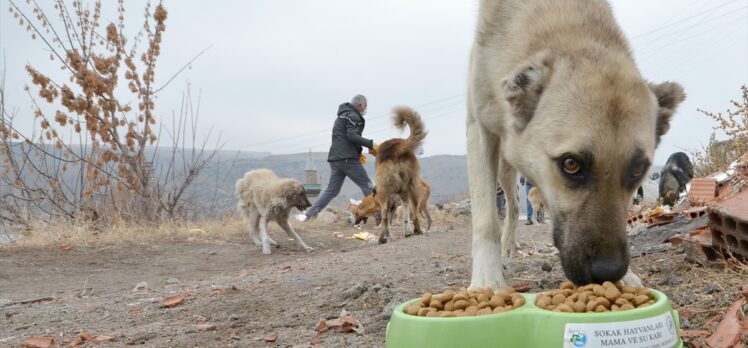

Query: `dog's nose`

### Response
(590, 256, 628, 283)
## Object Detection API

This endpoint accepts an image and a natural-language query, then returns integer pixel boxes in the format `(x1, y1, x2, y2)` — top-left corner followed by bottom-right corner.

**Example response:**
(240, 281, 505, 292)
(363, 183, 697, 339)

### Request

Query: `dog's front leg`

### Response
(280, 219, 313, 252)
(257, 211, 280, 247)
(467, 119, 506, 290)
(499, 158, 519, 258)
(258, 214, 273, 255)
(621, 267, 643, 287)
(248, 210, 262, 247)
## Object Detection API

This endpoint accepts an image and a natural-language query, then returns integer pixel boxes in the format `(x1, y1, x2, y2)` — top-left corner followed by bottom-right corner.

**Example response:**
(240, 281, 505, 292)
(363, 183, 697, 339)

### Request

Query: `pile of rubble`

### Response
(628, 152, 747, 259)
(626, 152, 748, 346)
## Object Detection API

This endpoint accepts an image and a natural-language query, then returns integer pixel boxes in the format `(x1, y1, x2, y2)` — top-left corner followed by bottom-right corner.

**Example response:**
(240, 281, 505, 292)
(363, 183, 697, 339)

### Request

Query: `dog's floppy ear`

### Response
(648, 82, 686, 145)
(500, 51, 554, 131)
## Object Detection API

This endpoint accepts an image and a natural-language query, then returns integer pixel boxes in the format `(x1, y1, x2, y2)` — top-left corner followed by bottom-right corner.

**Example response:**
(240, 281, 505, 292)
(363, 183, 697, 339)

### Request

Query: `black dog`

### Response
(659, 152, 694, 206)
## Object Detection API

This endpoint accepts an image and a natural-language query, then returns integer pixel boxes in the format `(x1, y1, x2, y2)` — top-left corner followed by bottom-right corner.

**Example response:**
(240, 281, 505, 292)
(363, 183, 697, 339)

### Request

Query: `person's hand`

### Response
(369, 143, 380, 156)
(359, 153, 367, 165)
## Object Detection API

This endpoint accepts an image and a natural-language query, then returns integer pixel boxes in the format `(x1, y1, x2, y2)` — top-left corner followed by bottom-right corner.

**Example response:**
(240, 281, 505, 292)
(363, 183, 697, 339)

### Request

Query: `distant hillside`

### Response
(1, 142, 469, 217)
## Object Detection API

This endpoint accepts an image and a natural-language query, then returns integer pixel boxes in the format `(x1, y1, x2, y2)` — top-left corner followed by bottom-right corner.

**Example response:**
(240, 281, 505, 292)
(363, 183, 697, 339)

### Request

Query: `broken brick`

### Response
(670, 234, 687, 247)
(682, 207, 708, 220)
(195, 324, 217, 332)
(511, 283, 532, 293)
(706, 299, 746, 348)
(680, 330, 710, 338)
(689, 177, 718, 204)
(648, 212, 678, 228)
(314, 319, 328, 334)
(161, 295, 184, 308)
(93, 335, 116, 343)
(708, 190, 748, 259)
(20, 337, 54, 348)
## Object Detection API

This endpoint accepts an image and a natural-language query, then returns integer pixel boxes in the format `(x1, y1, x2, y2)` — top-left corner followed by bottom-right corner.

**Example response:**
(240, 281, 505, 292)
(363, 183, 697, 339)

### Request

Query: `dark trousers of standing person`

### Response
(304, 159, 374, 218)
(525, 181, 534, 224)
(496, 195, 506, 216)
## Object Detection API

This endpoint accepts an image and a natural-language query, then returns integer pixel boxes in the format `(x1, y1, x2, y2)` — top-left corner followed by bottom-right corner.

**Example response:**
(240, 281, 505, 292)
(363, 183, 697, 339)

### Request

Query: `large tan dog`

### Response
(467, 0, 685, 289)
(375, 107, 427, 244)
(353, 179, 433, 231)
(235, 169, 312, 254)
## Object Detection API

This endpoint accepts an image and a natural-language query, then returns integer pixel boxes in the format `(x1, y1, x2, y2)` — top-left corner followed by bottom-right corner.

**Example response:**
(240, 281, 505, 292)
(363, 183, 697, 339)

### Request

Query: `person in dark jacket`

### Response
(297, 95, 379, 221)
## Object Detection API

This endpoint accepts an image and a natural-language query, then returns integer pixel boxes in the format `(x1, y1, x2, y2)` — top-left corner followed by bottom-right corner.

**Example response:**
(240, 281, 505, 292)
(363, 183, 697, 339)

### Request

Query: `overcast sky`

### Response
(1, 0, 747, 165)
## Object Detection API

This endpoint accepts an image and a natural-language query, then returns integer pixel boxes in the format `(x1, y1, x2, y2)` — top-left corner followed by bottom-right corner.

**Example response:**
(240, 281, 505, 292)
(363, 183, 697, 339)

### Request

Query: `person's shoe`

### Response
(295, 214, 310, 222)
(525, 220, 533, 225)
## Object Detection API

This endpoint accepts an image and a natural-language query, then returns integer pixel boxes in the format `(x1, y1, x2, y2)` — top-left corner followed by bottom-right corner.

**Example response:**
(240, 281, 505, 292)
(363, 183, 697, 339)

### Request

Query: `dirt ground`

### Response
(1, 215, 746, 347)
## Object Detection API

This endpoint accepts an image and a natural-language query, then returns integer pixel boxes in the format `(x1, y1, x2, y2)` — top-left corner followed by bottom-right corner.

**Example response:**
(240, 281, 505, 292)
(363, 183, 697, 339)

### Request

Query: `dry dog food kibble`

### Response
(403, 287, 523, 317)
(535, 281, 655, 313)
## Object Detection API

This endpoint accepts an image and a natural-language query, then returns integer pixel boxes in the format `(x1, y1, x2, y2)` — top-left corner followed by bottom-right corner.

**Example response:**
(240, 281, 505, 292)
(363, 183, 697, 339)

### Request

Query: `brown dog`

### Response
(527, 186, 546, 224)
(353, 179, 433, 231)
(374, 107, 427, 244)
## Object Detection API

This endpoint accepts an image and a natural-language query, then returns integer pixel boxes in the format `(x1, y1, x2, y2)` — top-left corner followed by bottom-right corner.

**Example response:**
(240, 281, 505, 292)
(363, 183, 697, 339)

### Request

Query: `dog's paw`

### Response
(469, 270, 507, 291)
(500, 245, 516, 259)
(621, 268, 643, 287)
(304, 246, 314, 253)
(471, 238, 507, 290)
(378, 237, 388, 244)
(262, 247, 272, 255)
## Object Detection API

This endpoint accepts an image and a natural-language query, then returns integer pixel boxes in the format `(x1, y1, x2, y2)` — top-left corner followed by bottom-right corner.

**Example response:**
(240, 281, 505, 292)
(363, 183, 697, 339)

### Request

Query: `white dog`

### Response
(235, 169, 313, 254)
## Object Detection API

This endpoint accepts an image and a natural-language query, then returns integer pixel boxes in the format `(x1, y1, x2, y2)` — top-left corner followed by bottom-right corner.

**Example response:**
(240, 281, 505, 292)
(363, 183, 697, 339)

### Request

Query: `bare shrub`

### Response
(0, 0, 218, 232)
(690, 85, 747, 177)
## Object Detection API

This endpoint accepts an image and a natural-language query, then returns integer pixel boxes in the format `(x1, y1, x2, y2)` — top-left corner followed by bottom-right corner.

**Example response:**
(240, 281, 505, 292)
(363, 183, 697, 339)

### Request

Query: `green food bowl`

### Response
(386, 290, 682, 348)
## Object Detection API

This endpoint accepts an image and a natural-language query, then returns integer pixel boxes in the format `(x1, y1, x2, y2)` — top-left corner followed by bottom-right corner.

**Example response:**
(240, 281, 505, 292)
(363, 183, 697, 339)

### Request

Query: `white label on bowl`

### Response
(563, 312, 678, 348)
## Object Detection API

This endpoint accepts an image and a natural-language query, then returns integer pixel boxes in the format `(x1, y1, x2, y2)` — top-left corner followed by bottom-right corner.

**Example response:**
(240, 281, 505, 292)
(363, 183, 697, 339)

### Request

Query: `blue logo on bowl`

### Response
(666, 315, 675, 335)
(569, 330, 587, 347)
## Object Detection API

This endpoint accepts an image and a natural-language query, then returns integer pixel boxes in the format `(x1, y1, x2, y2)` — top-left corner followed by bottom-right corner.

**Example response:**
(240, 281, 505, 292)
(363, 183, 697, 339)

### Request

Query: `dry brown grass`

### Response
(429, 207, 471, 227)
(5, 217, 247, 248)
(3, 204, 470, 249)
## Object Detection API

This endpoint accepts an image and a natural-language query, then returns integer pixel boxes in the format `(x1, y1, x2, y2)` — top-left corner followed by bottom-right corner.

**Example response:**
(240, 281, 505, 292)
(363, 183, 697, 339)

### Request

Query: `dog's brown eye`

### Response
(562, 157, 580, 175)
(632, 164, 645, 178)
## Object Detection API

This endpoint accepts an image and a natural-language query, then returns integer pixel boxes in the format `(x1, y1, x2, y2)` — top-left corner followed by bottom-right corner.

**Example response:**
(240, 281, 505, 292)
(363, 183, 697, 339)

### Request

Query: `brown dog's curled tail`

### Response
(391, 106, 427, 157)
